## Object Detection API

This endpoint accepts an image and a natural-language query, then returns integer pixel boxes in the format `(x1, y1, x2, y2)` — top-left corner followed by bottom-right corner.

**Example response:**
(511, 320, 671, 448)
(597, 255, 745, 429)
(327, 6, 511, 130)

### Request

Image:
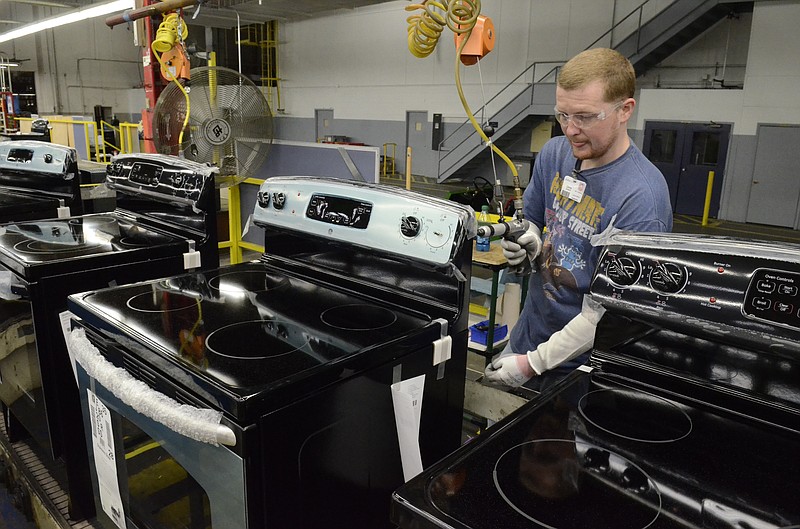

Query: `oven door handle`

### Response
(68, 327, 237, 447)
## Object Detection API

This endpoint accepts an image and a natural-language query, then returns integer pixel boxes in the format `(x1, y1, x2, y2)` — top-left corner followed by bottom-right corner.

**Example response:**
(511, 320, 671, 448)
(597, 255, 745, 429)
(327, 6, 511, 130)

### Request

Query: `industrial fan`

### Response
(152, 66, 273, 187)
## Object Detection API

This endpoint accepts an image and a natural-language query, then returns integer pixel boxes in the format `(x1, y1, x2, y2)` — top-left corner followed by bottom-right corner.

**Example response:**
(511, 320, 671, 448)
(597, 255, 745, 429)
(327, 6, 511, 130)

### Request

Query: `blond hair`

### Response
(558, 48, 635, 102)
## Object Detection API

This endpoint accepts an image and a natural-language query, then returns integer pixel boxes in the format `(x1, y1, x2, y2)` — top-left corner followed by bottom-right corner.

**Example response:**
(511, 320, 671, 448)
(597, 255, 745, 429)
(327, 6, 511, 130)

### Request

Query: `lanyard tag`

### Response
(560, 174, 586, 202)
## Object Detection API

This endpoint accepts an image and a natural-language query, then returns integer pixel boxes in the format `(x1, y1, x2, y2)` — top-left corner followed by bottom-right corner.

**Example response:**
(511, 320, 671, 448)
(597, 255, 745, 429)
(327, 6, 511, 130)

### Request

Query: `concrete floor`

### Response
(672, 213, 800, 243)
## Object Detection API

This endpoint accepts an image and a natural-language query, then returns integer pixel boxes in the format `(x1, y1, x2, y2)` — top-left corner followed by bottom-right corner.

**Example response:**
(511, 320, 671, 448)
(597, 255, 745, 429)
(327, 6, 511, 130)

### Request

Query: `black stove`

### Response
(392, 232, 800, 529)
(0, 140, 83, 221)
(0, 153, 219, 520)
(67, 176, 477, 529)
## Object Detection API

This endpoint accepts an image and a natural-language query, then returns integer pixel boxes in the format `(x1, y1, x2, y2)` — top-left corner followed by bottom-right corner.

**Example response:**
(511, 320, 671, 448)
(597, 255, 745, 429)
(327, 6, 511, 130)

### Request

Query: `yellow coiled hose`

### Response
(405, 0, 518, 178)
(151, 9, 191, 147)
(152, 11, 187, 53)
(406, 0, 476, 58)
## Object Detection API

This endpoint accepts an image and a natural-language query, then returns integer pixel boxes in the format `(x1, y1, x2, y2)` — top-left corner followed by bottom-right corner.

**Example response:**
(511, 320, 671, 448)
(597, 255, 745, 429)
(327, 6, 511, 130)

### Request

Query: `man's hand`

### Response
(483, 353, 536, 388)
(500, 223, 542, 266)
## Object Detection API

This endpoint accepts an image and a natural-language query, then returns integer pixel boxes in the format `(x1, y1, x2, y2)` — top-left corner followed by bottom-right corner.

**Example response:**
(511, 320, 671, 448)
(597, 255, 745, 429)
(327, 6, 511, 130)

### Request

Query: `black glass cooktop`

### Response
(0, 214, 182, 264)
(392, 370, 800, 529)
(69, 262, 435, 417)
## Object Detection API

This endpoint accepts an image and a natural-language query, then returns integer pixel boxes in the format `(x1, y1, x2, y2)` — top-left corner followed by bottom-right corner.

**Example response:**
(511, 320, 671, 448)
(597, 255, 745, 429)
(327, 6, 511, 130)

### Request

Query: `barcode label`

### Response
(86, 388, 126, 528)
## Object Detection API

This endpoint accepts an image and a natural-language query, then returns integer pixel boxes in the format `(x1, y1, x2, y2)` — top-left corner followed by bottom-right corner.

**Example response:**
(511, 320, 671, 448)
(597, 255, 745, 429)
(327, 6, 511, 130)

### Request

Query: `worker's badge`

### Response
(560, 174, 586, 202)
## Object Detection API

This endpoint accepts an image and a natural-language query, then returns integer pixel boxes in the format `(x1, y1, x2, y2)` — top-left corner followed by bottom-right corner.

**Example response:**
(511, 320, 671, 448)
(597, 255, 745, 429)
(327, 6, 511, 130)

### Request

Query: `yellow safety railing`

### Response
(15, 116, 140, 163)
(99, 119, 140, 158)
(218, 177, 266, 264)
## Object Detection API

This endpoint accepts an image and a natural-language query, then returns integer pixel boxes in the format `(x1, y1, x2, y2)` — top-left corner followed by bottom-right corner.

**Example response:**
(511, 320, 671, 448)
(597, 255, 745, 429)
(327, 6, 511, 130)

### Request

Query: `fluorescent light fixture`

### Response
(0, 62, 20, 68)
(6, 0, 72, 7)
(0, 0, 135, 44)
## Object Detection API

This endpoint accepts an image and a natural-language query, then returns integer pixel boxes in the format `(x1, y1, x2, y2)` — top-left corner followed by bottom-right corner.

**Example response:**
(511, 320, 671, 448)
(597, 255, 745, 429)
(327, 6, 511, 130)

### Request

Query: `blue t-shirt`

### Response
(509, 135, 672, 368)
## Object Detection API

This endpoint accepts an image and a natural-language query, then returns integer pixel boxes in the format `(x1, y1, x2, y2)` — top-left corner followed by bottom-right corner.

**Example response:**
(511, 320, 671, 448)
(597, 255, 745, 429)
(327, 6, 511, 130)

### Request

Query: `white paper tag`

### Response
(391, 374, 425, 482)
(87, 388, 126, 529)
(560, 174, 586, 202)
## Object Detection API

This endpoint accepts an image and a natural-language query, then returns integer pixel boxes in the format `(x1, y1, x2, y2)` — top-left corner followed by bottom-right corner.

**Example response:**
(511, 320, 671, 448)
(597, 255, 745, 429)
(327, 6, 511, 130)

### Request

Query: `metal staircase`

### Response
(438, 0, 756, 183)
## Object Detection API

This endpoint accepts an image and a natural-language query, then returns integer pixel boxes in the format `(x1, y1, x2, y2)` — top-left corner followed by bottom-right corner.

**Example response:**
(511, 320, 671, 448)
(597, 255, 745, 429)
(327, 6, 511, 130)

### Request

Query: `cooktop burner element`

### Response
(577, 387, 692, 443)
(493, 439, 661, 529)
(208, 270, 290, 293)
(206, 320, 312, 360)
(127, 291, 200, 312)
(320, 304, 398, 330)
(14, 238, 106, 253)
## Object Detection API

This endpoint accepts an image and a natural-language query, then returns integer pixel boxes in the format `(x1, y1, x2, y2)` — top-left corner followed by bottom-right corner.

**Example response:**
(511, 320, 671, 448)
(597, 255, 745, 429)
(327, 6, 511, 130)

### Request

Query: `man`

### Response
(483, 48, 672, 390)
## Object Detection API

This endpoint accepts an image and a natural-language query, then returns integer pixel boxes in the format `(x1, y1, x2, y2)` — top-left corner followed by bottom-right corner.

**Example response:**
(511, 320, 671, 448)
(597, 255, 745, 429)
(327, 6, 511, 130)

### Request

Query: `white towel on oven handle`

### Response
(67, 327, 237, 447)
(0, 271, 21, 300)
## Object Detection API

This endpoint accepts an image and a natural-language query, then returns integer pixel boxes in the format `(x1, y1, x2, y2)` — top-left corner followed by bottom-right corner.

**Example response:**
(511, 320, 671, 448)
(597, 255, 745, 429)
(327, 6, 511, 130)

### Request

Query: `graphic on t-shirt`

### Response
(536, 172, 601, 298)
(549, 173, 605, 239)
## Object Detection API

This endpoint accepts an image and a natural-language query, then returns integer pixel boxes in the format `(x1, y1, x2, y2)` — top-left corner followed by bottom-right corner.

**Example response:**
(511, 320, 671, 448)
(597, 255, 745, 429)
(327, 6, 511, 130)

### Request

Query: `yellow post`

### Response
(227, 183, 244, 264)
(701, 171, 715, 226)
(405, 147, 412, 190)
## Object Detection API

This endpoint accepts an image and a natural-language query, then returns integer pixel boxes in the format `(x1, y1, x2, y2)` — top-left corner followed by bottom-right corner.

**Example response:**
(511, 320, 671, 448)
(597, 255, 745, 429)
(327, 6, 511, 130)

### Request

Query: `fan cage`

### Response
(153, 66, 273, 187)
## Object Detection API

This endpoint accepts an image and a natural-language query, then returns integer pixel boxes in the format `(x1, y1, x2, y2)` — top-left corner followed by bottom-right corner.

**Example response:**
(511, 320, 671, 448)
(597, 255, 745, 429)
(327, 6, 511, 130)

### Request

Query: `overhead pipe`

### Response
(105, 0, 199, 28)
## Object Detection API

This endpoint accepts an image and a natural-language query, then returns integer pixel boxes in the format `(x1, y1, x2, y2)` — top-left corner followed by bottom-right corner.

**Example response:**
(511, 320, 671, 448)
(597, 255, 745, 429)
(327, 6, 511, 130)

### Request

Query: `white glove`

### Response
(483, 353, 536, 388)
(526, 296, 606, 374)
(500, 222, 542, 266)
(483, 296, 606, 388)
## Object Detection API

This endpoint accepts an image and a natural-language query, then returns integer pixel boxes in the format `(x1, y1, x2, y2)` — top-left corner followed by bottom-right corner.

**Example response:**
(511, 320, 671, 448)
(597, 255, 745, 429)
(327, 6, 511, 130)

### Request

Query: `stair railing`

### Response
(436, 0, 659, 180)
(436, 60, 563, 178)
(585, 0, 656, 54)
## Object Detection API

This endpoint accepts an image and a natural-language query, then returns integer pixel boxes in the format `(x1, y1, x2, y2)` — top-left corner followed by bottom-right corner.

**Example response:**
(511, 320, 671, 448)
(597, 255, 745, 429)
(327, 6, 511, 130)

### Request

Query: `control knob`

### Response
(605, 256, 642, 287)
(649, 261, 688, 294)
(621, 467, 650, 494)
(257, 191, 271, 208)
(400, 215, 421, 238)
(272, 192, 286, 210)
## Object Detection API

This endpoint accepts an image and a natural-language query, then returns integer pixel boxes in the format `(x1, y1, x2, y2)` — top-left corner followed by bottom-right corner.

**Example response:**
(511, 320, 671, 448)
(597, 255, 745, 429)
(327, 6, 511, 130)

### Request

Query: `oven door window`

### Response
(122, 417, 213, 529)
(79, 365, 246, 529)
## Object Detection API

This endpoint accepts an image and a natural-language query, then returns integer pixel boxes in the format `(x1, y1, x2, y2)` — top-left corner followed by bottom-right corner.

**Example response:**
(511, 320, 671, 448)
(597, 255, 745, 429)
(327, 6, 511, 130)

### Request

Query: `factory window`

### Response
(690, 132, 720, 166)
(647, 129, 677, 163)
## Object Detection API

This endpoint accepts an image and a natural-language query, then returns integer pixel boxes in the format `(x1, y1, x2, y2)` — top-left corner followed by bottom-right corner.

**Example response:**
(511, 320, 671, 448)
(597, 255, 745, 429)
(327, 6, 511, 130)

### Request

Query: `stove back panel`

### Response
(0, 141, 83, 215)
(105, 153, 220, 269)
(591, 233, 800, 355)
(252, 176, 476, 330)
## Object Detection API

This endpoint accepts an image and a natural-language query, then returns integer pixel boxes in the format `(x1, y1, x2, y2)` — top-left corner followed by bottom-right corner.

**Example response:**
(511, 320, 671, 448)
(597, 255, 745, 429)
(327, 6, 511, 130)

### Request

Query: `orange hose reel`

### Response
(454, 14, 495, 65)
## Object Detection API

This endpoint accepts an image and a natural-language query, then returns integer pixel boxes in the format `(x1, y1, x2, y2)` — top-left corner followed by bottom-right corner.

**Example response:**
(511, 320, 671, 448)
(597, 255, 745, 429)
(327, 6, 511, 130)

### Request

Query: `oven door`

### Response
(0, 271, 50, 452)
(71, 329, 246, 529)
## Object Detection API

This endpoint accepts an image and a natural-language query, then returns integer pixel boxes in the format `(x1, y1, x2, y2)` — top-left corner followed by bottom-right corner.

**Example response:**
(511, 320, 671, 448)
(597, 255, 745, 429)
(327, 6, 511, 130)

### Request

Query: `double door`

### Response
(643, 121, 730, 217)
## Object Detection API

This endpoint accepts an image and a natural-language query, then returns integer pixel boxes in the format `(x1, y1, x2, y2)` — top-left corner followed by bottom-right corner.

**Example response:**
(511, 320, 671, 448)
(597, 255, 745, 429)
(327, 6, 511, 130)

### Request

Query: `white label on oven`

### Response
(87, 388, 127, 529)
(391, 374, 425, 482)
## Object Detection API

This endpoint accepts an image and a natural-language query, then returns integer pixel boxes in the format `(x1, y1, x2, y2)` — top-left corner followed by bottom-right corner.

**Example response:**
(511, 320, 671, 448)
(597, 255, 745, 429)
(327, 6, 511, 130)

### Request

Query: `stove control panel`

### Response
(591, 232, 800, 346)
(253, 176, 475, 267)
(0, 140, 77, 177)
(743, 268, 800, 328)
(106, 154, 219, 206)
